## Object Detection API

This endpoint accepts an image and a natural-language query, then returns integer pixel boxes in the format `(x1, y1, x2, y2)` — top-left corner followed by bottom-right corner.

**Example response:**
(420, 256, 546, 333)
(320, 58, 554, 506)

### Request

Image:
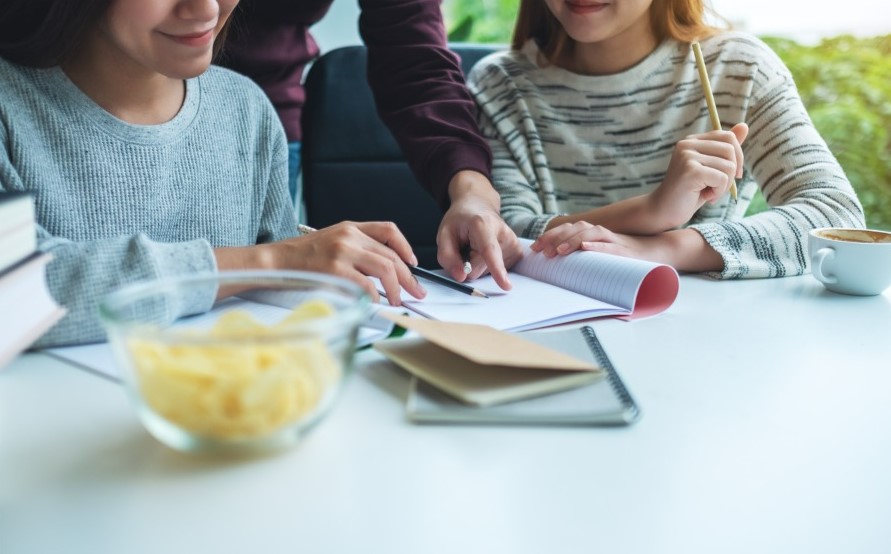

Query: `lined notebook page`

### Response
(513, 240, 660, 311)
(401, 272, 626, 332)
(381, 239, 678, 330)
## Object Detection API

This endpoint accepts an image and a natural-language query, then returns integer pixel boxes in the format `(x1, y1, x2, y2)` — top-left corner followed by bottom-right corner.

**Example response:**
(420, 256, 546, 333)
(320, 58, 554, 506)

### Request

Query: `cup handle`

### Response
(811, 247, 837, 284)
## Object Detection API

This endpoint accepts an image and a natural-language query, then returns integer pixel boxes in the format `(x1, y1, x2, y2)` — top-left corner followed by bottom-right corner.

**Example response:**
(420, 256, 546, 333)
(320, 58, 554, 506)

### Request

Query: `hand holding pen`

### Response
(299, 224, 488, 299)
(430, 170, 522, 290)
(460, 244, 473, 275)
(291, 222, 427, 305)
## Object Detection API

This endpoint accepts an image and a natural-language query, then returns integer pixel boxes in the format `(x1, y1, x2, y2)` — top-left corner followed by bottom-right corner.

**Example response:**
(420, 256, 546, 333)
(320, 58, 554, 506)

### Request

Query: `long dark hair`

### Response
(0, 0, 235, 68)
(0, 0, 111, 67)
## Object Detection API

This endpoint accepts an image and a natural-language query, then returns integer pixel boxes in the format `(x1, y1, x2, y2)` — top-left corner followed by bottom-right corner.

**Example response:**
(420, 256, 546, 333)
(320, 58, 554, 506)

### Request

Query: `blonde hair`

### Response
(512, 0, 724, 63)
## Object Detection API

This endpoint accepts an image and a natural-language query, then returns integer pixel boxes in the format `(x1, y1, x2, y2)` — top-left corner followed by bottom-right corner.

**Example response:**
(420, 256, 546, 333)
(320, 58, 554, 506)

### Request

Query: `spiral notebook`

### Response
(405, 326, 640, 425)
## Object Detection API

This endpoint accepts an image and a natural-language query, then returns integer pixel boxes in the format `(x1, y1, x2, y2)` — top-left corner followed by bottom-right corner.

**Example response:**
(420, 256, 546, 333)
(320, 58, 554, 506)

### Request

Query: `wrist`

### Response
(214, 244, 276, 271)
(662, 229, 723, 272)
(575, 195, 665, 235)
(640, 191, 678, 234)
(448, 170, 500, 210)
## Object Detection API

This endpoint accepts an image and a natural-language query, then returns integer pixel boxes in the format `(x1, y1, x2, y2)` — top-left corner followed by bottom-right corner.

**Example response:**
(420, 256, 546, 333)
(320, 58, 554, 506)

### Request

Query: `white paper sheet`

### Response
(389, 240, 679, 331)
(45, 298, 396, 380)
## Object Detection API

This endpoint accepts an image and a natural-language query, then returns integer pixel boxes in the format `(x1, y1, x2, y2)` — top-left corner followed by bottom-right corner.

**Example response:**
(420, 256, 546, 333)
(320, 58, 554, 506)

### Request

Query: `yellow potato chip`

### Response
(280, 298, 336, 322)
(210, 310, 266, 338)
(127, 299, 342, 439)
(274, 298, 337, 334)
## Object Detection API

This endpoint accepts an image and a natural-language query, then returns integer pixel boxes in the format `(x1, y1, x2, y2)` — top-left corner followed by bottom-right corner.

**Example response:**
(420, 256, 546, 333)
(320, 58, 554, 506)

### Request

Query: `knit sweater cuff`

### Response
(689, 223, 742, 280)
(142, 236, 218, 319)
(512, 214, 558, 239)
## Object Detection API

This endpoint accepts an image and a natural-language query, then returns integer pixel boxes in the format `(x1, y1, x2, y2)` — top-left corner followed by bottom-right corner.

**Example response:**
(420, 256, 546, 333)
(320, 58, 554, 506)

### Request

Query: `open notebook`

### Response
(392, 239, 679, 331)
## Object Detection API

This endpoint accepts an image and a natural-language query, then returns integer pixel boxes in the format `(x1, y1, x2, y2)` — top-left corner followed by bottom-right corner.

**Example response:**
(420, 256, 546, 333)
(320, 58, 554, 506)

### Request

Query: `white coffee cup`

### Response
(808, 228, 891, 296)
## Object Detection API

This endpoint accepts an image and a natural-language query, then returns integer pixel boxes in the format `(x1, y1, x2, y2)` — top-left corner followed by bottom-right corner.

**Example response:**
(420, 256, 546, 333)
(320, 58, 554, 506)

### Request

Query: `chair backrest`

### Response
(301, 44, 498, 268)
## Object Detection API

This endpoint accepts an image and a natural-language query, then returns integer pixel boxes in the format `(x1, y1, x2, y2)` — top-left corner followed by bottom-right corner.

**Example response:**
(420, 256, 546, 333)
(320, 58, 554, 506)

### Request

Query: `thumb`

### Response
(731, 122, 749, 145)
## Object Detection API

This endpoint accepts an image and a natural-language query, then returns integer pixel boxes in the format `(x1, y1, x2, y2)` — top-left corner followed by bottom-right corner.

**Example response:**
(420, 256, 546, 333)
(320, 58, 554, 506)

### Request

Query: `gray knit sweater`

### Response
(0, 58, 294, 347)
(468, 33, 865, 278)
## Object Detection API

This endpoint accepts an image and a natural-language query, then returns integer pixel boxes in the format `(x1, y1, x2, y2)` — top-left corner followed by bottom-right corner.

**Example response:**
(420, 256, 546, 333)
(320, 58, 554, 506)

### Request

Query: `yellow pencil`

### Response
(691, 41, 738, 202)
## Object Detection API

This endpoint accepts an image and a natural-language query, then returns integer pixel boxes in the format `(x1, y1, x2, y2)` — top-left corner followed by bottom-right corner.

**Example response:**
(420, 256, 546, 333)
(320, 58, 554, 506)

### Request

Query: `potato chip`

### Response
(127, 299, 342, 439)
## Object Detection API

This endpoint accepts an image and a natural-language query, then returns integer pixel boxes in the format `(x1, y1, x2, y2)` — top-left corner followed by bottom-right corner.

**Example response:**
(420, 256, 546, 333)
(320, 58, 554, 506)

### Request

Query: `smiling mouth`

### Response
(164, 28, 215, 47)
(566, 1, 609, 12)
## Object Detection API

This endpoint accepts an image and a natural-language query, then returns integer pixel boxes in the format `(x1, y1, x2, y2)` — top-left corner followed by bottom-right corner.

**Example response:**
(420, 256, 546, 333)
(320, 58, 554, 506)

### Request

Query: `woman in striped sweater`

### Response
(467, 0, 865, 278)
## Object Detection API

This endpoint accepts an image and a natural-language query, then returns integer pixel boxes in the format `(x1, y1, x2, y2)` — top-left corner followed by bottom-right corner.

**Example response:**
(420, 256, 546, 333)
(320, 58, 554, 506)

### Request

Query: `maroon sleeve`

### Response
(358, 0, 493, 209)
(220, 0, 332, 143)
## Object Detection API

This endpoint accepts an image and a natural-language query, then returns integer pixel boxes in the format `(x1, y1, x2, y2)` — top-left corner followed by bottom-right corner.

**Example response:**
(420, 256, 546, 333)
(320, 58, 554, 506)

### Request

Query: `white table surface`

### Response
(2, 274, 890, 554)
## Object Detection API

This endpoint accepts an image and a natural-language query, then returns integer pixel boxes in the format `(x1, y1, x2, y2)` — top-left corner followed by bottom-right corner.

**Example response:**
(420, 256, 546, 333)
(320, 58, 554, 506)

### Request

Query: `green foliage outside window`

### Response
(445, 3, 891, 230)
(447, 0, 518, 44)
(760, 35, 891, 229)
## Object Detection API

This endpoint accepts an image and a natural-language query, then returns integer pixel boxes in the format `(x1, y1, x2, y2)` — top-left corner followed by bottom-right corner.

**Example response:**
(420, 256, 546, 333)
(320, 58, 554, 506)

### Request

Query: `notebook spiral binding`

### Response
(580, 326, 640, 422)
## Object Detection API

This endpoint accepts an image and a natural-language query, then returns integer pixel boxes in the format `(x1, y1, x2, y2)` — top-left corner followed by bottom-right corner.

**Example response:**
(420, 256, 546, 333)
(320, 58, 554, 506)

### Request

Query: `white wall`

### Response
(709, 0, 888, 42)
(310, 1, 362, 52)
(309, 0, 889, 50)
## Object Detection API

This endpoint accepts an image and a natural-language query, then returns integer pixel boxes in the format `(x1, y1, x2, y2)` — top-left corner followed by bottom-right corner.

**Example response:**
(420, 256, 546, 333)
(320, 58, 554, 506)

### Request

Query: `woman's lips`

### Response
(566, 1, 609, 14)
(165, 28, 215, 47)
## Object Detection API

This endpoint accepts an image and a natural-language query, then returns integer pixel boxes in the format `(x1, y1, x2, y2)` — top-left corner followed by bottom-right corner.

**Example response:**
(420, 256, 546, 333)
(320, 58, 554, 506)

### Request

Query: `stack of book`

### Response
(0, 192, 65, 369)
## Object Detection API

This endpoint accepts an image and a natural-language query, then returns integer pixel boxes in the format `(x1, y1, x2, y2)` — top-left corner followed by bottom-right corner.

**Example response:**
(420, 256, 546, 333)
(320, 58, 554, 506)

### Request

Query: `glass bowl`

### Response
(99, 270, 371, 455)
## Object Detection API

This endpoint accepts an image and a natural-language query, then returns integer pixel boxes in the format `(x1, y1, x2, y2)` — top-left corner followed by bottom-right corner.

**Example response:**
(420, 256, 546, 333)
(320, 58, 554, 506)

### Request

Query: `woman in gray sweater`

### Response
(0, 0, 425, 346)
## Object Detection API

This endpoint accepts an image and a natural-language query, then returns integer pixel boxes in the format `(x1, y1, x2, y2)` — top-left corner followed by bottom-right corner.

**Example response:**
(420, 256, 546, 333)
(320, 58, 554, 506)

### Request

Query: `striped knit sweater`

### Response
(0, 58, 294, 347)
(467, 33, 865, 279)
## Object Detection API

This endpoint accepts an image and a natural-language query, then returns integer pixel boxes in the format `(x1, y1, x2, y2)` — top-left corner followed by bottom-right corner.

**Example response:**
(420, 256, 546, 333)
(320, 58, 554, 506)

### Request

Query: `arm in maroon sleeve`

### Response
(358, 0, 493, 209)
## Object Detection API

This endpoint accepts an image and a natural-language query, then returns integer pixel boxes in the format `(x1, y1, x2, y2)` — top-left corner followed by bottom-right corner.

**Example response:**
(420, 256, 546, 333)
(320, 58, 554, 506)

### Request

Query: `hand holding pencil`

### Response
(634, 43, 747, 230)
(691, 41, 742, 202)
(434, 171, 522, 290)
(296, 223, 487, 301)
(287, 221, 427, 305)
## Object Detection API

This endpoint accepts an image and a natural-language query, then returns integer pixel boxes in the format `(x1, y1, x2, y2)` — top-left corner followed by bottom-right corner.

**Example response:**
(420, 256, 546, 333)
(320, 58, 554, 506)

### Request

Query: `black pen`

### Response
(409, 264, 488, 298)
(460, 244, 472, 275)
(297, 224, 488, 298)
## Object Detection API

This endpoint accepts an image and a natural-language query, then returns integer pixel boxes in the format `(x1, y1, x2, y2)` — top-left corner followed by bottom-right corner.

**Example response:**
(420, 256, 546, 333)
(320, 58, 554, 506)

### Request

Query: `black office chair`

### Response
(301, 44, 498, 268)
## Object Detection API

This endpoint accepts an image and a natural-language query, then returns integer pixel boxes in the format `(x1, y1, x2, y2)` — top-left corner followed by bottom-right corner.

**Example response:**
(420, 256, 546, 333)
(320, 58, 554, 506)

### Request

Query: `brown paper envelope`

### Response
(380, 313, 600, 372)
(374, 336, 602, 407)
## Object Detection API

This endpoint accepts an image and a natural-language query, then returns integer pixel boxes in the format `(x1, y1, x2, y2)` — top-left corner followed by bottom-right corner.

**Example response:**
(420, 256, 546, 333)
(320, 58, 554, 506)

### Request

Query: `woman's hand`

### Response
(215, 221, 427, 305)
(532, 222, 653, 260)
(436, 170, 522, 290)
(531, 223, 723, 273)
(646, 123, 748, 230)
